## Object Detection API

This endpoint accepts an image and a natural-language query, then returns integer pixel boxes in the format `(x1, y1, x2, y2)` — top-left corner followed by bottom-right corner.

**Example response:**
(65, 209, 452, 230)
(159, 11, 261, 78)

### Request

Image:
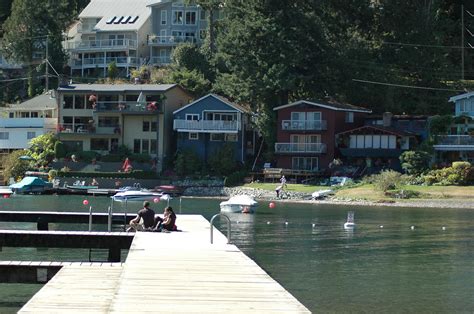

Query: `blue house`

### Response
(173, 94, 254, 164)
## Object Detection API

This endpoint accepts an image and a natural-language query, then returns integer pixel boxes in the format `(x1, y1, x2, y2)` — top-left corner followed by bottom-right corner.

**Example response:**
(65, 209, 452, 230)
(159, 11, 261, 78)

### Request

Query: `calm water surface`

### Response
(0, 195, 473, 313)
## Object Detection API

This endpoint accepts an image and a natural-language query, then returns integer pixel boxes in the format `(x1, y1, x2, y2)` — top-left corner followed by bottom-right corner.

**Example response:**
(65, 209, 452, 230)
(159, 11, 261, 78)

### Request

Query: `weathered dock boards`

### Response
(20, 264, 123, 313)
(19, 215, 310, 313)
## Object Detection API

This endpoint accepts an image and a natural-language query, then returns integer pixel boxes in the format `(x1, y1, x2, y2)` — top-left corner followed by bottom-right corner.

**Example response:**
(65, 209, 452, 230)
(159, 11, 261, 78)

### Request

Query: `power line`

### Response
(352, 78, 466, 92)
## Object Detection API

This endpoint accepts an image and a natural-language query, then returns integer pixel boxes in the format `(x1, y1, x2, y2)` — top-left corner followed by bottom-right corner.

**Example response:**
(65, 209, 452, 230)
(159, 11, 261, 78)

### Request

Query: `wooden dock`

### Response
(19, 215, 310, 313)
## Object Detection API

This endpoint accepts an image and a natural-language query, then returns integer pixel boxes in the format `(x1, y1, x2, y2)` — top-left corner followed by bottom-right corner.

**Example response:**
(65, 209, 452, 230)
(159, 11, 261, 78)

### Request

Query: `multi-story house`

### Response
(335, 112, 420, 175)
(433, 92, 474, 163)
(0, 92, 58, 156)
(56, 83, 192, 171)
(173, 94, 255, 164)
(147, 1, 210, 66)
(273, 99, 371, 174)
(64, 0, 152, 77)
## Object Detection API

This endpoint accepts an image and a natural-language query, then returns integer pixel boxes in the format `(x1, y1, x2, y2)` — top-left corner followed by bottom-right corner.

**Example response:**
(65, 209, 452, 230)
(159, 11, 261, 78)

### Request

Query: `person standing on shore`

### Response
(280, 175, 287, 189)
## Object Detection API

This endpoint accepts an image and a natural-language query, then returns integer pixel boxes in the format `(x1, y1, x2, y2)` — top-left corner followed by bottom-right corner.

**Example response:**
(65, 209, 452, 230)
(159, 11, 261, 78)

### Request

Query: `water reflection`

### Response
(220, 212, 255, 247)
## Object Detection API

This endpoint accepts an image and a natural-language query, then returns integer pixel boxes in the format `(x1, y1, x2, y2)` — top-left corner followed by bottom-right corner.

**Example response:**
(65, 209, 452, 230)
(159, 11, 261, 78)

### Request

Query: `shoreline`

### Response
(182, 187, 474, 209)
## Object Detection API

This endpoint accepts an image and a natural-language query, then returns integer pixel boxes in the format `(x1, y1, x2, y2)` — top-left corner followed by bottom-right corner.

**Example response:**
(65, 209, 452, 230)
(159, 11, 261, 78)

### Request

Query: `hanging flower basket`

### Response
(88, 95, 97, 102)
(147, 102, 157, 111)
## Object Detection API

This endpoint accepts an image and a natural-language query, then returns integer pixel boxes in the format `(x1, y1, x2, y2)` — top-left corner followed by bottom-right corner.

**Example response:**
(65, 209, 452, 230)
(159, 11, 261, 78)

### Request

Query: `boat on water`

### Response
(0, 186, 13, 197)
(112, 190, 165, 202)
(9, 176, 53, 194)
(311, 189, 333, 200)
(344, 211, 355, 229)
(220, 195, 258, 213)
(64, 180, 99, 195)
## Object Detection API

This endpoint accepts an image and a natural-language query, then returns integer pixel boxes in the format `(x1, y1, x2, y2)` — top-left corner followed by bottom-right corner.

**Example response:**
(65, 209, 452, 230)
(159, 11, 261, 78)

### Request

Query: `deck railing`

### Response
(148, 35, 197, 46)
(94, 101, 160, 114)
(435, 135, 474, 146)
(173, 119, 239, 132)
(274, 142, 327, 153)
(281, 120, 327, 131)
(66, 39, 137, 50)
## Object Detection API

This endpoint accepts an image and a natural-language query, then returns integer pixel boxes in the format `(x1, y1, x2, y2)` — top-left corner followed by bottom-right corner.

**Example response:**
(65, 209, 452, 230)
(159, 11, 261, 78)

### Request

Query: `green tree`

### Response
(165, 68, 211, 98)
(28, 132, 58, 166)
(400, 151, 431, 175)
(107, 61, 119, 80)
(1, 0, 72, 96)
(1, 149, 30, 181)
(208, 143, 236, 176)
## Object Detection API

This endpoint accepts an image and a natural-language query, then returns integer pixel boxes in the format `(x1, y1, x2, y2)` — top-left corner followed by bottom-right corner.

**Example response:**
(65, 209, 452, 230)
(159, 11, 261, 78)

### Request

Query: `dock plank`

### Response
(20, 215, 310, 313)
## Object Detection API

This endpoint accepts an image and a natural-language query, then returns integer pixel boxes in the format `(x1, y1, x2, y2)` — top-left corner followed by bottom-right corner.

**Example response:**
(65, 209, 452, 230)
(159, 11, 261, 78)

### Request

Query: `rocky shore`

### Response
(182, 186, 474, 209)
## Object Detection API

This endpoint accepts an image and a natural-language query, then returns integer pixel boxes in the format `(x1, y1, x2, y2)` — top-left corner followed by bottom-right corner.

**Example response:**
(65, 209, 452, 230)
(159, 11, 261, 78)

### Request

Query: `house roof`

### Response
(173, 94, 249, 114)
(366, 114, 429, 120)
(7, 92, 57, 111)
(449, 91, 474, 102)
(273, 99, 372, 113)
(58, 84, 179, 93)
(79, 0, 152, 32)
(336, 125, 415, 137)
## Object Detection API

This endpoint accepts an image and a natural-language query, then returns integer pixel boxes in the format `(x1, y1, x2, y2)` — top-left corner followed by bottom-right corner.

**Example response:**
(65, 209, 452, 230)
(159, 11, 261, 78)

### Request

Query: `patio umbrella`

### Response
(122, 158, 132, 172)
(136, 92, 145, 107)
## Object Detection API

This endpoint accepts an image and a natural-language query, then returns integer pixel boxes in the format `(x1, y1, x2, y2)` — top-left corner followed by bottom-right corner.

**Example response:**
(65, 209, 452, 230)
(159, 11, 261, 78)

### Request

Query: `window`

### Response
(0, 132, 9, 140)
(98, 117, 119, 128)
(185, 32, 195, 42)
(189, 133, 198, 140)
(21, 112, 30, 118)
(134, 139, 141, 154)
(161, 10, 167, 25)
(150, 139, 157, 154)
(31, 112, 38, 118)
(8, 112, 14, 118)
(160, 29, 167, 43)
(27, 132, 36, 140)
(345, 112, 354, 123)
(210, 133, 224, 141)
(63, 95, 73, 109)
(185, 114, 199, 120)
(185, 11, 196, 25)
(143, 121, 150, 132)
(292, 157, 319, 171)
(75, 95, 84, 109)
(172, 10, 183, 25)
(142, 139, 149, 153)
(225, 134, 237, 142)
(200, 9, 207, 20)
(91, 138, 109, 150)
(151, 121, 157, 132)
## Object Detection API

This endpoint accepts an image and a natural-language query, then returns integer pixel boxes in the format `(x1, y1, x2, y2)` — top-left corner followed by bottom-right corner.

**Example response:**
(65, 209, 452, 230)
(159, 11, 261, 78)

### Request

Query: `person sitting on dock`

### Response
(127, 201, 156, 232)
(91, 178, 99, 186)
(153, 206, 177, 232)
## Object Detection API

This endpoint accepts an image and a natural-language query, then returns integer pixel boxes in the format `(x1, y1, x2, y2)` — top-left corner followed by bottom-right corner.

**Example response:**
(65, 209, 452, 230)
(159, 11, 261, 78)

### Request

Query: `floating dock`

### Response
(19, 215, 310, 313)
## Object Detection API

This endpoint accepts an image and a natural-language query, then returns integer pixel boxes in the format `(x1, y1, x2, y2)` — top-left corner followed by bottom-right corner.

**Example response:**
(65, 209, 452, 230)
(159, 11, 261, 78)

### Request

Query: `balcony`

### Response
(94, 101, 161, 114)
(58, 123, 121, 135)
(339, 148, 404, 158)
(148, 35, 198, 46)
(150, 56, 171, 66)
(0, 118, 56, 129)
(274, 142, 327, 154)
(433, 135, 474, 151)
(281, 120, 327, 131)
(174, 119, 239, 132)
(71, 57, 139, 68)
(65, 39, 137, 51)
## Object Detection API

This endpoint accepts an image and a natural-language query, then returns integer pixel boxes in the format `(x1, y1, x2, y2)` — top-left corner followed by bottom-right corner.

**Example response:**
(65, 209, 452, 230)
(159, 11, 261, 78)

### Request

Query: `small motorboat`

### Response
(112, 190, 165, 202)
(10, 176, 53, 194)
(220, 195, 258, 214)
(0, 186, 13, 198)
(311, 189, 333, 200)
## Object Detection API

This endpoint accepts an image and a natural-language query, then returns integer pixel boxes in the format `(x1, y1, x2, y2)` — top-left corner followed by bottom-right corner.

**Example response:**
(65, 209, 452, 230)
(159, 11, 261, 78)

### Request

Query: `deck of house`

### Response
(19, 215, 310, 313)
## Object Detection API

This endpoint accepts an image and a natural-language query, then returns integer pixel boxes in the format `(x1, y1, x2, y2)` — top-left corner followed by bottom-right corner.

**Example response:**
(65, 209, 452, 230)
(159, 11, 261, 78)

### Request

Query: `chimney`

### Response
(382, 112, 393, 127)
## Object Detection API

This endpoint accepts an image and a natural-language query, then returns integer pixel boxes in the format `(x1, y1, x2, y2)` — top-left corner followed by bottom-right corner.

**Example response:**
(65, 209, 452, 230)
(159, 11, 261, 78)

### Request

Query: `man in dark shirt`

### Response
(127, 201, 156, 232)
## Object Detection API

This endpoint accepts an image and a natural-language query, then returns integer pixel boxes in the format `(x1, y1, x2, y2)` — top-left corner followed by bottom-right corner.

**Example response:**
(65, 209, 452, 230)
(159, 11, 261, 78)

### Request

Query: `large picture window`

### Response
(98, 117, 119, 128)
(292, 157, 319, 171)
(172, 10, 183, 25)
(91, 139, 109, 150)
(185, 11, 196, 25)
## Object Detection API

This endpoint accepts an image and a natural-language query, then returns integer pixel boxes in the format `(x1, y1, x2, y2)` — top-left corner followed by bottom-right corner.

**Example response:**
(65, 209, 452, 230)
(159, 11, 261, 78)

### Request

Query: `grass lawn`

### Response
(243, 182, 474, 200)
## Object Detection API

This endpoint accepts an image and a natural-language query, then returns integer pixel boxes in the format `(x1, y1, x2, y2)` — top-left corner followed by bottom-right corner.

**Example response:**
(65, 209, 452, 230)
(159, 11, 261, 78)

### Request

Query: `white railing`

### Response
(0, 118, 49, 128)
(281, 120, 327, 131)
(174, 119, 239, 132)
(66, 39, 137, 50)
(73, 57, 139, 67)
(274, 142, 327, 153)
(435, 135, 474, 146)
(148, 35, 198, 46)
(150, 56, 172, 65)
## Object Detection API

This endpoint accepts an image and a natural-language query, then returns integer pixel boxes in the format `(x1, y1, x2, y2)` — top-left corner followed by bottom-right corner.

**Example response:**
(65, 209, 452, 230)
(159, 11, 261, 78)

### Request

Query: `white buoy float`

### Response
(267, 221, 271, 225)
(312, 223, 316, 228)
(411, 225, 415, 230)
(379, 225, 384, 229)
(285, 221, 288, 226)
(344, 211, 355, 229)
(442, 226, 446, 230)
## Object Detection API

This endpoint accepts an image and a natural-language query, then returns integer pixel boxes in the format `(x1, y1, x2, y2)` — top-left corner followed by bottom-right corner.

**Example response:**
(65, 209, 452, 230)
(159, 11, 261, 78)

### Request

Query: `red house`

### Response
(273, 99, 371, 174)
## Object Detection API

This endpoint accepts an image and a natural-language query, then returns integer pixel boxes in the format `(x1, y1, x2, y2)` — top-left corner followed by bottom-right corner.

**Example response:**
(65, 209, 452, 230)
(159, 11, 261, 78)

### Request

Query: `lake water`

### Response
(0, 195, 473, 313)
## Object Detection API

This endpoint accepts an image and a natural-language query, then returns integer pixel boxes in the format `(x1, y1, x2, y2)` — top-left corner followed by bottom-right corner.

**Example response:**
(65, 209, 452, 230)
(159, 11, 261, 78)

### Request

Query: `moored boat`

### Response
(10, 176, 53, 194)
(220, 195, 258, 213)
(112, 190, 165, 202)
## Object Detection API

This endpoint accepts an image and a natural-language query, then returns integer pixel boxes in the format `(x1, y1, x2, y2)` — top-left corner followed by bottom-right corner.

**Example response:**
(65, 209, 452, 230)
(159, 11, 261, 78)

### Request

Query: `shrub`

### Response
(57, 170, 158, 179)
(422, 161, 473, 185)
(208, 143, 237, 176)
(371, 170, 404, 192)
(174, 150, 203, 176)
(101, 154, 123, 162)
(48, 169, 58, 181)
(400, 150, 431, 175)
(1, 150, 30, 181)
(54, 141, 67, 159)
(130, 153, 151, 163)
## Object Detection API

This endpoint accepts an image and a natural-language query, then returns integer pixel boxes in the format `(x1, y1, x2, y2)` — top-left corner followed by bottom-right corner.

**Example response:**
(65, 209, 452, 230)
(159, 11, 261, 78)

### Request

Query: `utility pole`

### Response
(462, 4, 465, 80)
(45, 35, 49, 92)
